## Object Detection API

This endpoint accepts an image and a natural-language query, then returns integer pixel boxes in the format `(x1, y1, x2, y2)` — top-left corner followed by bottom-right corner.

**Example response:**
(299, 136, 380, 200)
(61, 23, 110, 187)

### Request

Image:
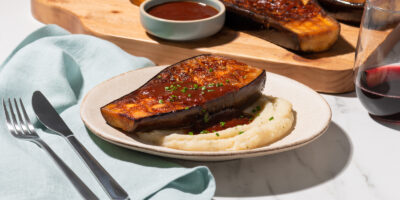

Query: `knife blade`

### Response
(31, 91, 74, 137)
(32, 91, 130, 200)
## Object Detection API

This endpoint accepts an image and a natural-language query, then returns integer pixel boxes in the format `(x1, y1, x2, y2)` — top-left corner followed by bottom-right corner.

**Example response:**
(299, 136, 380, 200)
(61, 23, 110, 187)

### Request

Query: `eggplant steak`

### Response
(220, 0, 340, 52)
(318, 0, 364, 23)
(101, 55, 266, 132)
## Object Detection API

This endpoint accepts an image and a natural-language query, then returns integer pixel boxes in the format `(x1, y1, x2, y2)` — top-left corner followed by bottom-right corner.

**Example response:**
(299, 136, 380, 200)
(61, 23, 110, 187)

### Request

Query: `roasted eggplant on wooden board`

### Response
(101, 55, 266, 132)
(318, 0, 364, 23)
(220, 0, 340, 52)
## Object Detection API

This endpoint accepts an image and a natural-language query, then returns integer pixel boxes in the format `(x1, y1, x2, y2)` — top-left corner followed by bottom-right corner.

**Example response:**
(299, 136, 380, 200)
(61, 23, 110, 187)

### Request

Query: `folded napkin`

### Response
(0, 25, 215, 200)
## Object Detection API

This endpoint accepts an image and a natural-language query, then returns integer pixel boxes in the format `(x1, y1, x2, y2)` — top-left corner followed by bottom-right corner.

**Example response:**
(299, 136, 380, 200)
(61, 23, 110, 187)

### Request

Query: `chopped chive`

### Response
(181, 87, 187, 93)
(216, 133, 220, 136)
(185, 107, 189, 110)
(201, 86, 207, 91)
(243, 75, 247, 79)
(217, 83, 224, 87)
(157, 75, 161, 79)
(158, 99, 163, 104)
(269, 116, 274, 121)
(200, 130, 209, 134)
(220, 122, 226, 127)
(208, 83, 214, 87)
(193, 84, 198, 89)
(209, 68, 213, 72)
(177, 84, 181, 87)
(207, 89, 214, 92)
(201, 91, 205, 95)
(188, 94, 192, 97)
(188, 132, 194, 135)
(256, 105, 261, 111)
(226, 80, 230, 83)
(239, 131, 244, 135)
(204, 113, 209, 123)
(252, 109, 257, 113)
(165, 86, 170, 91)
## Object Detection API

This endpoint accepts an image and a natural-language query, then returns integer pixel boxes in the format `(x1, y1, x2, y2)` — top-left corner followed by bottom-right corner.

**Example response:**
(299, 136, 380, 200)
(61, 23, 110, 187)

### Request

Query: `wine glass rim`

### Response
(366, 0, 400, 14)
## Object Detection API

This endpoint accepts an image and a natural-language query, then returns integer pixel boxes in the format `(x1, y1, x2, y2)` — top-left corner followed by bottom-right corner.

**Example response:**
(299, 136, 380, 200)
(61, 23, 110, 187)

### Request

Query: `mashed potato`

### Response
(136, 96, 294, 151)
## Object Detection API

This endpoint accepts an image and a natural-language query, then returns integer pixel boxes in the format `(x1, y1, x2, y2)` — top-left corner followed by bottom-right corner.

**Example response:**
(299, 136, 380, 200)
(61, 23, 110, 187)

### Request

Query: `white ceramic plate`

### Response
(81, 66, 331, 161)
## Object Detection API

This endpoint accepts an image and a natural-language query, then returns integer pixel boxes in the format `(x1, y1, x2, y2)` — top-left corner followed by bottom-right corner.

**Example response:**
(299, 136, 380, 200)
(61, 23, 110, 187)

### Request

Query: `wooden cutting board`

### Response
(31, 0, 360, 93)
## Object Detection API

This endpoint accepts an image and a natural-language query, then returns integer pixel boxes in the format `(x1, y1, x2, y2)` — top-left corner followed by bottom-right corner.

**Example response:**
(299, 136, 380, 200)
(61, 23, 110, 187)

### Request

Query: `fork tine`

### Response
(3, 99, 18, 136)
(13, 98, 31, 135)
(19, 98, 37, 135)
(8, 98, 24, 135)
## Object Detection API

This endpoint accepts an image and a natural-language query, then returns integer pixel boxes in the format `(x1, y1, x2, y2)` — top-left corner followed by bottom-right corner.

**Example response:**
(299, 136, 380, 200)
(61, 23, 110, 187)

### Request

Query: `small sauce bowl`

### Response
(140, 0, 226, 41)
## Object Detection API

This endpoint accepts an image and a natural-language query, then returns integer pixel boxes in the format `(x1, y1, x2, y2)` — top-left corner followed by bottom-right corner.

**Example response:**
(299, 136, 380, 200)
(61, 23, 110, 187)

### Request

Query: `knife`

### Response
(32, 91, 130, 200)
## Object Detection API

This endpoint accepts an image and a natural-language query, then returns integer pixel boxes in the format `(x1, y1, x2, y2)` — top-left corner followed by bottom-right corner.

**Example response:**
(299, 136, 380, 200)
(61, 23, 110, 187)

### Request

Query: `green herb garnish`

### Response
(239, 131, 244, 135)
(188, 132, 194, 135)
(157, 75, 161, 79)
(158, 99, 163, 104)
(209, 68, 213, 72)
(185, 107, 189, 110)
(216, 133, 220, 137)
(201, 86, 207, 91)
(188, 94, 192, 97)
(207, 89, 215, 92)
(220, 122, 226, 127)
(181, 87, 187, 93)
(193, 84, 198, 89)
(204, 112, 209, 123)
(226, 80, 230, 83)
(269, 116, 274, 121)
(208, 83, 214, 87)
(256, 105, 261, 111)
(200, 130, 209, 134)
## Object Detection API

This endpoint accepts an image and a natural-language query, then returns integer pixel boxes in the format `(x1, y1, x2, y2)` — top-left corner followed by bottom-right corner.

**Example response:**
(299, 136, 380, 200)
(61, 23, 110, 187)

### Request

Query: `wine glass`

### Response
(355, 0, 400, 122)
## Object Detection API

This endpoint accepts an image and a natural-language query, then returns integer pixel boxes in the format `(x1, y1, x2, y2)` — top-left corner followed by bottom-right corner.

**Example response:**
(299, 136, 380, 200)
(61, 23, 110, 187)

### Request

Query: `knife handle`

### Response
(35, 139, 99, 200)
(67, 136, 129, 200)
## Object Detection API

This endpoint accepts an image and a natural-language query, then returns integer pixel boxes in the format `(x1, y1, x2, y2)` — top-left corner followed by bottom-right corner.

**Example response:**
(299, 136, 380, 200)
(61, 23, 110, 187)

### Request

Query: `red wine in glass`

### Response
(356, 65, 400, 122)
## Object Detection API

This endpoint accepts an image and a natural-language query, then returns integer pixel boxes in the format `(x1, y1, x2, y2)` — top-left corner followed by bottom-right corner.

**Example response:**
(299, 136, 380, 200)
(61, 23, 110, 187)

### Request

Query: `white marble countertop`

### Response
(2, 1, 400, 200)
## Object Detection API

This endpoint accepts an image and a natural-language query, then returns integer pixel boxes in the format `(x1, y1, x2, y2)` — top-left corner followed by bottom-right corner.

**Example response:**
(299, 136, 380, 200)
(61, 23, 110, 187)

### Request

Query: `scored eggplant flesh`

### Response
(220, 0, 340, 52)
(101, 54, 266, 132)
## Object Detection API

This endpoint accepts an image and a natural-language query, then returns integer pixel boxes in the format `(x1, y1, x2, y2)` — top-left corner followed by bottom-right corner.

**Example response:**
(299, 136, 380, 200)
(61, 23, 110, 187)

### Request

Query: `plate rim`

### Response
(80, 66, 332, 159)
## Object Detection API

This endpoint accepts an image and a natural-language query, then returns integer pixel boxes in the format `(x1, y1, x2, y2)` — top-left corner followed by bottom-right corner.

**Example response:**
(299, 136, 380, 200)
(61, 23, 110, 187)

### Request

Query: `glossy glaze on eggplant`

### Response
(220, 0, 340, 52)
(101, 55, 266, 132)
(318, 0, 364, 23)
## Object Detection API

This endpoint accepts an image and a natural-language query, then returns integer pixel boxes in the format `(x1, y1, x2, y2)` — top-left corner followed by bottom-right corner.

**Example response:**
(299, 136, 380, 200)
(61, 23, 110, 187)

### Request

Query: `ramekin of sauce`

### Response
(140, 0, 225, 41)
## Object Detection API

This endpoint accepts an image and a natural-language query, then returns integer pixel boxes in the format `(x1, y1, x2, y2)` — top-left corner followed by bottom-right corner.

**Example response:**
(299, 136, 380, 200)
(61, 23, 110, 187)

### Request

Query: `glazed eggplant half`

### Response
(220, 0, 340, 52)
(101, 55, 266, 132)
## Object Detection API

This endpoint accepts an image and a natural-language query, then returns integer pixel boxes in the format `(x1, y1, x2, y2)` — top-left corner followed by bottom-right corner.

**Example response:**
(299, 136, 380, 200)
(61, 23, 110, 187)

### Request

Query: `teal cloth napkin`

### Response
(0, 25, 215, 200)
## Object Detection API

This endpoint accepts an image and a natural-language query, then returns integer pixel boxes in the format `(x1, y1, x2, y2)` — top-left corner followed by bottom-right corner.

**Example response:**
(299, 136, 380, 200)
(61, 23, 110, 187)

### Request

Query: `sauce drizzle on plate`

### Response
(147, 1, 219, 21)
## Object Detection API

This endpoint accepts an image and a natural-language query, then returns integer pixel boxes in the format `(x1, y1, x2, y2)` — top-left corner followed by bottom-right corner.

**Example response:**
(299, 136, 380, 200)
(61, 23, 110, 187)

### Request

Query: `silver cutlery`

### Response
(3, 98, 99, 200)
(31, 91, 129, 200)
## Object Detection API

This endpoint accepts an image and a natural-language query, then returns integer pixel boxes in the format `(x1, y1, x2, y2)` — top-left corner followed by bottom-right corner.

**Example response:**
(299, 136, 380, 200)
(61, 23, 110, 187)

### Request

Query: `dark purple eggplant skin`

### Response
(102, 54, 266, 132)
(318, 0, 364, 24)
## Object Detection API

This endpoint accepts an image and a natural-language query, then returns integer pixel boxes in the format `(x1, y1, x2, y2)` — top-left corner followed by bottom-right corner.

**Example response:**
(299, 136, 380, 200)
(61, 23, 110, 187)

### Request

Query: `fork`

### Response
(3, 98, 99, 200)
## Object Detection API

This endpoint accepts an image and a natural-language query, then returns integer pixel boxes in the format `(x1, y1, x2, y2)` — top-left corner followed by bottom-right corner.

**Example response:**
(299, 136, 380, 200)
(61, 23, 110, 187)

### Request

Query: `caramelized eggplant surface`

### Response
(220, 0, 340, 52)
(101, 55, 266, 132)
